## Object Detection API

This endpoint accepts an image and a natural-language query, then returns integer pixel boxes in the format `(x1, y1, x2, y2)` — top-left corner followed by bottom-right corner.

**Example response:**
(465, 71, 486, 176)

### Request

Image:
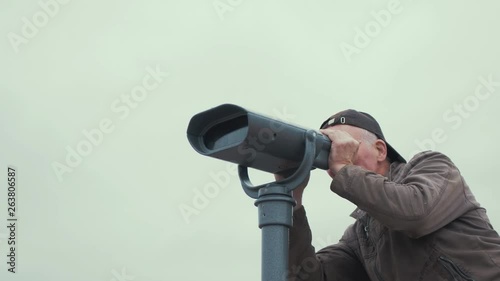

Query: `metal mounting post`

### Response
(238, 130, 319, 281)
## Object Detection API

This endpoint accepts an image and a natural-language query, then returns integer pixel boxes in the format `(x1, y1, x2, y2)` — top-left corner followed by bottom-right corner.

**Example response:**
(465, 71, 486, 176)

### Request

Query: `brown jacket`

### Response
(289, 151, 500, 281)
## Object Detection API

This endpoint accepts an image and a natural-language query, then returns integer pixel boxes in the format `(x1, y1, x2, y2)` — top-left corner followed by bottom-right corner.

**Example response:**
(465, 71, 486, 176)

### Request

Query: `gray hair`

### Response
(360, 129, 378, 145)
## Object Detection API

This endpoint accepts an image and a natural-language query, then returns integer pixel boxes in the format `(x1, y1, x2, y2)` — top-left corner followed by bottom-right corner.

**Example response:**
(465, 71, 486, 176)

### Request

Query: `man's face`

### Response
(327, 124, 384, 174)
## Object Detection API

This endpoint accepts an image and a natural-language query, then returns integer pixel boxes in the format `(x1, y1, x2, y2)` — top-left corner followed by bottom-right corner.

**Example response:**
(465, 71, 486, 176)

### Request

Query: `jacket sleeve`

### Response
(288, 206, 370, 281)
(330, 151, 478, 238)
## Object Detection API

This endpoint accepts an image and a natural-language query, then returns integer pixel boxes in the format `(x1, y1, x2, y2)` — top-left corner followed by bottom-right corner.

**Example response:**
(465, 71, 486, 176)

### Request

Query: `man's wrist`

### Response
(335, 162, 351, 171)
(293, 200, 302, 210)
(292, 192, 303, 210)
(330, 163, 349, 177)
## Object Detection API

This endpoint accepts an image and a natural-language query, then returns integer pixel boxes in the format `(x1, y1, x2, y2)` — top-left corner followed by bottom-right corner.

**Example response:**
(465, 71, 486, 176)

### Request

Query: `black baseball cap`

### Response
(319, 109, 406, 163)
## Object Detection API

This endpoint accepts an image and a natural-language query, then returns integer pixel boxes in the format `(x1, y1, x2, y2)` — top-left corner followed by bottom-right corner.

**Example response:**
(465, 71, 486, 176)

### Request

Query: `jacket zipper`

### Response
(438, 256, 475, 281)
(374, 265, 386, 281)
(364, 217, 385, 281)
(364, 216, 371, 239)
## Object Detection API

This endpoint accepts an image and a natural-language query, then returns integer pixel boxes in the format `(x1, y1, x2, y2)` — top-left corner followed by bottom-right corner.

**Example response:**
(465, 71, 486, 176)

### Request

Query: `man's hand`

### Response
(320, 128, 360, 178)
(274, 170, 310, 210)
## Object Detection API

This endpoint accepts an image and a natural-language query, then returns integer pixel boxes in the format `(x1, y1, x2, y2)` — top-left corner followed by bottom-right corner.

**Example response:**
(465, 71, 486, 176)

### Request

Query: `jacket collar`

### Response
(350, 208, 366, 219)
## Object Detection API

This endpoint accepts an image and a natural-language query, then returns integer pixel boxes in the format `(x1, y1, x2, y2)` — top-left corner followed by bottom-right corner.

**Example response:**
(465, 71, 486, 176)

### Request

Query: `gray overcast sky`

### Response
(1, 1, 500, 280)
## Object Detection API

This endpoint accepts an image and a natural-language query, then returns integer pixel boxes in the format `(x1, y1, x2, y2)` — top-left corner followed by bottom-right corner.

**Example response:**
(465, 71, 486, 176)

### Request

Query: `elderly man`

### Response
(284, 109, 500, 280)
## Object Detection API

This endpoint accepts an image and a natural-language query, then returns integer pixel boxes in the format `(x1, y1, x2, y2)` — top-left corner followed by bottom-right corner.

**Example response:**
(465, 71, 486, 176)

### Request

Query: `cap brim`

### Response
(386, 142, 406, 163)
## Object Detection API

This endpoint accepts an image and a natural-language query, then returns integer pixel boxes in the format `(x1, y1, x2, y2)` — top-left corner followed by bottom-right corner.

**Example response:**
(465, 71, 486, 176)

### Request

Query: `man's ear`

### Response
(375, 139, 388, 162)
